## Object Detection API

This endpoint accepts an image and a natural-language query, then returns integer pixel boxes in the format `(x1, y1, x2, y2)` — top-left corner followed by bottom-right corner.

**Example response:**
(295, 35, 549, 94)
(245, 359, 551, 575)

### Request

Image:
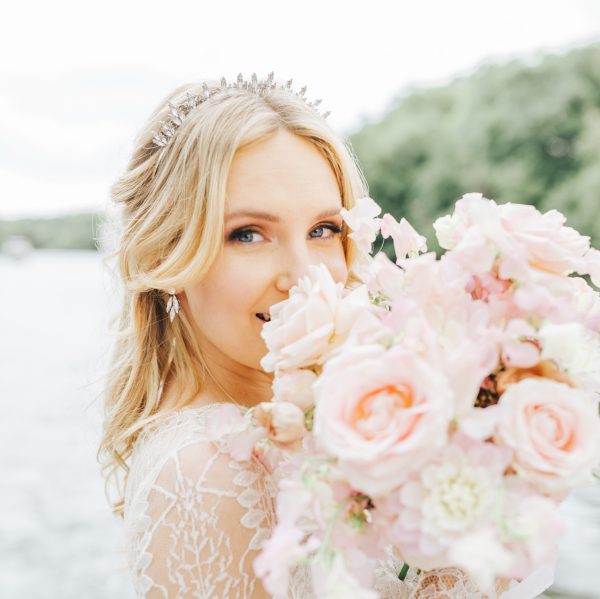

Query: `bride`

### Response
(97, 72, 519, 598)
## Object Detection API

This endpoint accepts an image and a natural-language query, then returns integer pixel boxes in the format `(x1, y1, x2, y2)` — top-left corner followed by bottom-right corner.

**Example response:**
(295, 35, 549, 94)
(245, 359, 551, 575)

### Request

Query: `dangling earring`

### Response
(166, 288, 180, 322)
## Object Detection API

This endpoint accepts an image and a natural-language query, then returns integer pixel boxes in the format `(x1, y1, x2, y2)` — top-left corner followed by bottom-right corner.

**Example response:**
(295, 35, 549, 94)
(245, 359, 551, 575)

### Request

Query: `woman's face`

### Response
(182, 128, 349, 374)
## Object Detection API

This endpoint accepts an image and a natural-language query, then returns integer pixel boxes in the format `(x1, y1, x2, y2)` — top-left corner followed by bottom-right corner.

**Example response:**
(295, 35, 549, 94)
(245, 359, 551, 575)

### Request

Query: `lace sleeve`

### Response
(127, 431, 277, 598)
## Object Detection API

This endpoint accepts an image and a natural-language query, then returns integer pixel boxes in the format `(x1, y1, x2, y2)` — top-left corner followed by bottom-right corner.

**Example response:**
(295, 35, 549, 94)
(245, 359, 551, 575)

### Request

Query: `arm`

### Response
(136, 438, 276, 599)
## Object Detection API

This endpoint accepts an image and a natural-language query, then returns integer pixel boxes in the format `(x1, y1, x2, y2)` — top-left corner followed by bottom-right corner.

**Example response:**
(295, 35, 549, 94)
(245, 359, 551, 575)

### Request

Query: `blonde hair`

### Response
(97, 75, 369, 519)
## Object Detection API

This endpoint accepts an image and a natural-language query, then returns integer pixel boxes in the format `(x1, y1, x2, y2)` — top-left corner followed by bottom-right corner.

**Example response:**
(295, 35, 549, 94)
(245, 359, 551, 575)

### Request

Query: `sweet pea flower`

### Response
(340, 196, 382, 255)
(203, 402, 267, 462)
(380, 213, 427, 262)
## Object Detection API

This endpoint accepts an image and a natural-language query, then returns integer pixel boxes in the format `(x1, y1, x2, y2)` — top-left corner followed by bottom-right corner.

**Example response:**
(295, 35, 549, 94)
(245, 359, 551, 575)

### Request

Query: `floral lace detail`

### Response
(123, 404, 515, 598)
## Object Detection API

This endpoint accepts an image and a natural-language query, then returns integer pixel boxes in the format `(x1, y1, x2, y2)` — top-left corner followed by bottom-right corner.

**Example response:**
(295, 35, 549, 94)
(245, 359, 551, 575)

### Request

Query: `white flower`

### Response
(382, 436, 511, 571)
(539, 321, 600, 393)
(420, 445, 499, 534)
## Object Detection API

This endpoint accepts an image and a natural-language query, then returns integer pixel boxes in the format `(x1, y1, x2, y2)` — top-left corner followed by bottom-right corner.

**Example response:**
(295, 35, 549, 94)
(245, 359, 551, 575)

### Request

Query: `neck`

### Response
(186, 338, 274, 409)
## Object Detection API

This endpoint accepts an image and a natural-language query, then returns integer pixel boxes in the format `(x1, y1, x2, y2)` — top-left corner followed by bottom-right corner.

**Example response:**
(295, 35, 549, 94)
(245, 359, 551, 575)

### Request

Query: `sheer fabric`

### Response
(123, 404, 514, 598)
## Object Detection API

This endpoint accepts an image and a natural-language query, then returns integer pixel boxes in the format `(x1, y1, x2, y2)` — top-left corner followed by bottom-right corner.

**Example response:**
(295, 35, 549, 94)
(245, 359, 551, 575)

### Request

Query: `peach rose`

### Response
(495, 378, 600, 494)
(312, 343, 453, 498)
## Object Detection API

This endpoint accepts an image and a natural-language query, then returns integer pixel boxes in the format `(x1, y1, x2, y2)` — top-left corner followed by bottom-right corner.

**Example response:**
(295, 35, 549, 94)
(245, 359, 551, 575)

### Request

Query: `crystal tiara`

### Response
(151, 70, 331, 148)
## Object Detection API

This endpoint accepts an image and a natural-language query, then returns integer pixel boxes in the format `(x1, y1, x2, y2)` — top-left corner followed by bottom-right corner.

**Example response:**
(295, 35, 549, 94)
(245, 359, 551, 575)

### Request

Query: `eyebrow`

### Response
(225, 206, 343, 223)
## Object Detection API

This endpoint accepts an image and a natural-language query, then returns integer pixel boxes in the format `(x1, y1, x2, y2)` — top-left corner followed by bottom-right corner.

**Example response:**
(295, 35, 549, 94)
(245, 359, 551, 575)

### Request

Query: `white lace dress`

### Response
(122, 404, 548, 599)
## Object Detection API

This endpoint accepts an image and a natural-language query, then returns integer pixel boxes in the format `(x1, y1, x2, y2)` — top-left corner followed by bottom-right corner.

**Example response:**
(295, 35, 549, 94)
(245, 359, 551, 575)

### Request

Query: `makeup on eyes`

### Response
(227, 221, 343, 244)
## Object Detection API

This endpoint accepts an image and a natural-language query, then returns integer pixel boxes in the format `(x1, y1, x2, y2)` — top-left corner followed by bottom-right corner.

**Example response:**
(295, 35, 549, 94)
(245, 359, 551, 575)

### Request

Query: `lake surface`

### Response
(0, 250, 598, 599)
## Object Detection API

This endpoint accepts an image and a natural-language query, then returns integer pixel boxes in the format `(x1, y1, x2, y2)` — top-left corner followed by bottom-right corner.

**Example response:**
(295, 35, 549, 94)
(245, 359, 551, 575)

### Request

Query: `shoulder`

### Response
(123, 405, 278, 599)
(124, 403, 272, 514)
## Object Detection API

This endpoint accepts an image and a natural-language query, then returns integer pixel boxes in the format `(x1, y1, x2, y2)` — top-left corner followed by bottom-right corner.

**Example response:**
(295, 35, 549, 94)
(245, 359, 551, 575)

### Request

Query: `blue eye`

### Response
(310, 223, 343, 239)
(228, 222, 343, 244)
(228, 228, 264, 243)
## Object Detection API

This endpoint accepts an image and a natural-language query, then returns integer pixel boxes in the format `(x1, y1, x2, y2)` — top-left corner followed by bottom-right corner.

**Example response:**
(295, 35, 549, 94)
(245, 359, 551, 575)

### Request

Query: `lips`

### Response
(256, 312, 271, 322)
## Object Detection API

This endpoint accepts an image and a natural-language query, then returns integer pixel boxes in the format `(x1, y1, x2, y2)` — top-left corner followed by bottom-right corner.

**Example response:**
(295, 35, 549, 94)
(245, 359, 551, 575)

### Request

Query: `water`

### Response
(0, 250, 133, 599)
(0, 250, 598, 599)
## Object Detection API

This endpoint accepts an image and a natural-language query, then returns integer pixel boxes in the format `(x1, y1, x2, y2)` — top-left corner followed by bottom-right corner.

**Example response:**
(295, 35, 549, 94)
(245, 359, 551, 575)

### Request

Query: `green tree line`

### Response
(350, 43, 600, 254)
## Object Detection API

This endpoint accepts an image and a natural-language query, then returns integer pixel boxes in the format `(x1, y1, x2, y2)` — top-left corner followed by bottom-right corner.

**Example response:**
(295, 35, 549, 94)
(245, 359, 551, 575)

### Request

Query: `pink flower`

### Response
(254, 477, 321, 595)
(201, 403, 268, 462)
(312, 343, 453, 497)
(260, 263, 344, 372)
(435, 193, 594, 286)
(340, 196, 382, 255)
(497, 476, 566, 580)
(495, 378, 600, 494)
(254, 401, 306, 447)
(261, 263, 383, 373)
(498, 203, 591, 277)
(380, 213, 427, 262)
(272, 369, 317, 411)
(501, 318, 541, 368)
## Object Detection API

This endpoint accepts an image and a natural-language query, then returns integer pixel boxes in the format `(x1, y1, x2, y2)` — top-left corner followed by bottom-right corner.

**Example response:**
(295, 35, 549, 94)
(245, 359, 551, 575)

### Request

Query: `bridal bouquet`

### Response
(226, 194, 600, 598)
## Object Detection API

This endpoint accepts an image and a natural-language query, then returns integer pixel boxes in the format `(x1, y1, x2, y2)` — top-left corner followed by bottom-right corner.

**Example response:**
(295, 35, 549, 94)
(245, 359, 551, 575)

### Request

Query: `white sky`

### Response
(1, 0, 600, 218)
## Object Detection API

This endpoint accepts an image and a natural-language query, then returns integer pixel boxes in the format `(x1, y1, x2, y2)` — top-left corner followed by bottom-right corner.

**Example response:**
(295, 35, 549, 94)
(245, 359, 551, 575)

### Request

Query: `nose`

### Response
(275, 240, 313, 293)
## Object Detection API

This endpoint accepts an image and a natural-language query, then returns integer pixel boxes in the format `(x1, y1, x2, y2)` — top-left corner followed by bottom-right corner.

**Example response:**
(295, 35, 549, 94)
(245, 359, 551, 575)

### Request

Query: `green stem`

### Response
(398, 563, 410, 581)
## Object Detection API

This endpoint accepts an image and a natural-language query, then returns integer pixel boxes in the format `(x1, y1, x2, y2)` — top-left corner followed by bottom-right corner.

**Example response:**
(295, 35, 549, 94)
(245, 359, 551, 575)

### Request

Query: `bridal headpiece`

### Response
(152, 71, 331, 148)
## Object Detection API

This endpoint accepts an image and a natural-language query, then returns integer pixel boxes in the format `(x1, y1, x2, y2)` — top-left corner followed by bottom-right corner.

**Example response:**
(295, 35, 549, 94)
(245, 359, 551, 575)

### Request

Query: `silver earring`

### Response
(166, 288, 180, 321)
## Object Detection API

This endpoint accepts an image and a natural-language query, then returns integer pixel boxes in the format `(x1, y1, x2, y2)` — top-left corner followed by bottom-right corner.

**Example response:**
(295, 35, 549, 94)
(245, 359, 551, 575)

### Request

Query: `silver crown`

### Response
(151, 71, 331, 148)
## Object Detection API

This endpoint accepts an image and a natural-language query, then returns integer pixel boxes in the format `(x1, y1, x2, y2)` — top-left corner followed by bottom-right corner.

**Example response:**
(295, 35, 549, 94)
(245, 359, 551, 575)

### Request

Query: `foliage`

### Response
(349, 44, 600, 255)
(0, 212, 104, 250)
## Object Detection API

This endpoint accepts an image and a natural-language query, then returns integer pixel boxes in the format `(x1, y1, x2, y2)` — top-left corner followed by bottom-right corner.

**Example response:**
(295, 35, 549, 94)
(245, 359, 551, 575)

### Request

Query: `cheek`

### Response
(184, 257, 270, 341)
(323, 248, 349, 286)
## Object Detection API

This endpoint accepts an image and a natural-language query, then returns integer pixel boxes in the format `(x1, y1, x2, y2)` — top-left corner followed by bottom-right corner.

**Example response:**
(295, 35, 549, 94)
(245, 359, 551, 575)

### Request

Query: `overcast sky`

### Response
(2, 0, 600, 219)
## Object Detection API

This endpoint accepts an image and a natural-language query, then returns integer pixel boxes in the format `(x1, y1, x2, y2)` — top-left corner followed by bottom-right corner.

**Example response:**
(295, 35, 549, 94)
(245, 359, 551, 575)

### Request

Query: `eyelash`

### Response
(228, 222, 343, 244)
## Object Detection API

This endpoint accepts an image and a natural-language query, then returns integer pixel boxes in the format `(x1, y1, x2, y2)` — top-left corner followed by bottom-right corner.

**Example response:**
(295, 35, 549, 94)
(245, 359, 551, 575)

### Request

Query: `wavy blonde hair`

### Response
(97, 75, 369, 519)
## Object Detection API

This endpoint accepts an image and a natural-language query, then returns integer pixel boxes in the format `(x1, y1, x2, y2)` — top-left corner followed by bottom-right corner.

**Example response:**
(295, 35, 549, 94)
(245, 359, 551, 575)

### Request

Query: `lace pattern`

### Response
(123, 404, 515, 598)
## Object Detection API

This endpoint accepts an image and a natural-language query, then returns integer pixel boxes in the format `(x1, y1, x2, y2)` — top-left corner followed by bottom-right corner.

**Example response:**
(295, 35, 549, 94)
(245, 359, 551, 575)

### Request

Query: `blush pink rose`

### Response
(495, 378, 600, 494)
(498, 203, 591, 277)
(312, 343, 453, 498)
(260, 263, 344, 372)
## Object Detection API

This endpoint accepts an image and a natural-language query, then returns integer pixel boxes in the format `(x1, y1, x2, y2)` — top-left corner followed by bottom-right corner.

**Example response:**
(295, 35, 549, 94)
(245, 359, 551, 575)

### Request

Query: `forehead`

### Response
(224, 129, 342, 215)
